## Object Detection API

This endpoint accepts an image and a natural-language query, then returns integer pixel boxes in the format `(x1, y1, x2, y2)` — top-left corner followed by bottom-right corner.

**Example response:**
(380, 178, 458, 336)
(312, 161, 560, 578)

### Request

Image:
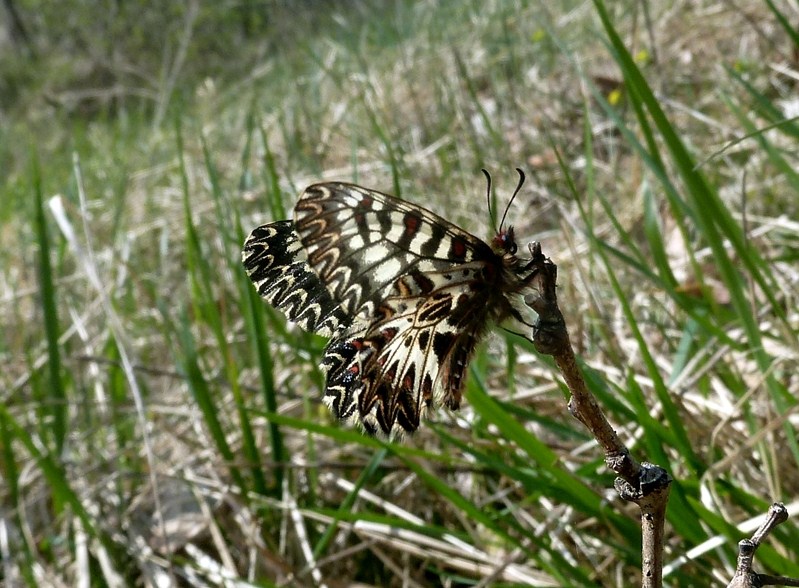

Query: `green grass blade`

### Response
(173, 307, 245, 490)
(763, 0, 799, 48)
(721, 87, 799, 189)
(0, 410, 37, 585)
(32, 152, 67, 454)
(177, 121, 276, 496)
(241, 277, 285, 495)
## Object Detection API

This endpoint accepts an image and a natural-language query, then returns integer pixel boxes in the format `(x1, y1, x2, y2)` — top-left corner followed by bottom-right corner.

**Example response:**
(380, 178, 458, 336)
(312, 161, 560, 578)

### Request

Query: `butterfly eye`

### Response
(500, 230, 517, 255)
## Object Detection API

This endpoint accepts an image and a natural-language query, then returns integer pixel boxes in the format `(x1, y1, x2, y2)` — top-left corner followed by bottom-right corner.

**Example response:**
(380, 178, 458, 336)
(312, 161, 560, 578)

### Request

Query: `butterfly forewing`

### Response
(292, 183, 513, 437)
(294, 183, 495, 321)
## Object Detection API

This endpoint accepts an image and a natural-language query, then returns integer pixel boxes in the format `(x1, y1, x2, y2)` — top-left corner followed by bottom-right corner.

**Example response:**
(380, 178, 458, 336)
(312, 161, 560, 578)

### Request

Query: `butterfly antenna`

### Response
(482, 169, 497, 233)
(499, 168, 526, 231)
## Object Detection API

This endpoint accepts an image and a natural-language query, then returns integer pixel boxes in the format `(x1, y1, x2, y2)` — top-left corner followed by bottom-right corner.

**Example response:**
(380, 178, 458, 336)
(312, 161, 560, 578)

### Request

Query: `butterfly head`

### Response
(483, 168, 526, 259)
(492, 226, 518, 256)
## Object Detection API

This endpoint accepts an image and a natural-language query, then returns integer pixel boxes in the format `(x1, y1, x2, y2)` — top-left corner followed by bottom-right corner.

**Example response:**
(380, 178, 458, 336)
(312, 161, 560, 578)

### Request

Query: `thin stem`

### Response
(726, 504, 797, 588)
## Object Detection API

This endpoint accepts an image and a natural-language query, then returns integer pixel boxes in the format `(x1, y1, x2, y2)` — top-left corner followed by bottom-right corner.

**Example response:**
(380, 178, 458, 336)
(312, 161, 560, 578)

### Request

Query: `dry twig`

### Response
(525, 243, 672, 588)
(726, 503, 799, 588)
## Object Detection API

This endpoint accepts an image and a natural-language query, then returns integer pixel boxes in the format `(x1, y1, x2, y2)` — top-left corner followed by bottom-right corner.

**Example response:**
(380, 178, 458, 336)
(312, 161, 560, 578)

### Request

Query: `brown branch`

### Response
(524, 242, 671, 588)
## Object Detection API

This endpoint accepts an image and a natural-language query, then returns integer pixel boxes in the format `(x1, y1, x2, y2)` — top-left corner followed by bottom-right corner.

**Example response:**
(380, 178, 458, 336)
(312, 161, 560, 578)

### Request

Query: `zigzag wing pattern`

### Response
(242, 220, 350, 337)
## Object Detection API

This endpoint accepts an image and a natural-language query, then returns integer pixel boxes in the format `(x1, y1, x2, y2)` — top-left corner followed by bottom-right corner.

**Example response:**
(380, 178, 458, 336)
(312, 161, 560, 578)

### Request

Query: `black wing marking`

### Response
(242, 220, 350, 337)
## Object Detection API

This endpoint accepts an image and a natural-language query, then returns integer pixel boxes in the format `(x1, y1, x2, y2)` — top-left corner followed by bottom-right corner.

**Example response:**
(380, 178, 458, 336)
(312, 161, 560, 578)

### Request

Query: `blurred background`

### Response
(2, 1, 798, 586)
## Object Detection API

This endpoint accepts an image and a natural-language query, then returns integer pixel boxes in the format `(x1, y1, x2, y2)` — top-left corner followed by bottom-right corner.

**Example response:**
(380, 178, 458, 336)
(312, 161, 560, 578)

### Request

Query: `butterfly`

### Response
(242, 170, 546, 438)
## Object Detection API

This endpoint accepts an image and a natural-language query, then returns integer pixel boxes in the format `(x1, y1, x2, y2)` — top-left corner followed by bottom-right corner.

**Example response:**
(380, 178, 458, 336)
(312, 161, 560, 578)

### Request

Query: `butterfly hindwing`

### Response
(322, 278, 490, 436)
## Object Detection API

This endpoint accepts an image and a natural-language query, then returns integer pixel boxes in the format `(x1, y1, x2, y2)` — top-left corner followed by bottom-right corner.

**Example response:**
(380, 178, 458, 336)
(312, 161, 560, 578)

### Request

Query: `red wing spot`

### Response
(386, 361, 398, 381)
(450, 237, 468, 260)
(422, 373, 434, 404)
(404, 213, 422, 236)
(348, 365, 360, 375)
(357, 195, 374, 210)
(360, 344, 376, 361)
(381, 327, 398, 342)
(402, 365, 416, 393)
